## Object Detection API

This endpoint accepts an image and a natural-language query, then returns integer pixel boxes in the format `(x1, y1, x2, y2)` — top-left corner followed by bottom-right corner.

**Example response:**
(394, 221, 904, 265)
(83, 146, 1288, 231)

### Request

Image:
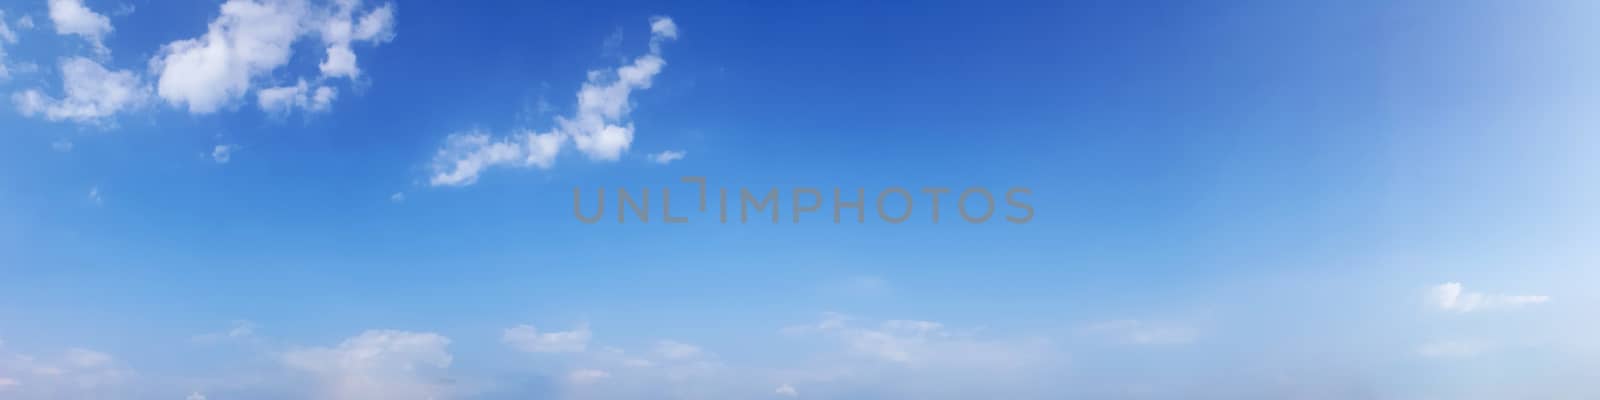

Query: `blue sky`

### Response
(1, 0, 1598, 399)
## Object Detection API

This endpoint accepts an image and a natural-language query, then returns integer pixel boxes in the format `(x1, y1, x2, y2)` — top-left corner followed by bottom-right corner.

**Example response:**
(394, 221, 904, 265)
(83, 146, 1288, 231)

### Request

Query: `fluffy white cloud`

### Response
(257, 79, 337, 114)
(648, 150, 686, 164)
(282, 330, 454, 400)
(503, 323, 591, 353)
(316, 1, 394, 78)
(47, 0, 112, 55)
(1082, 319, 1197, 345)
(428, 16, 677, 186)
(151, 0, 393, 114)
(12, 57, 148, 123)
(1428, 282, 1550, 313)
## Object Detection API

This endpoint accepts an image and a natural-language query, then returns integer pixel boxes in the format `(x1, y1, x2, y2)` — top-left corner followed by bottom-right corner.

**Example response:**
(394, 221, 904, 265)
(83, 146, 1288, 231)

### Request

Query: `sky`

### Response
(0, 0, 1598, 399)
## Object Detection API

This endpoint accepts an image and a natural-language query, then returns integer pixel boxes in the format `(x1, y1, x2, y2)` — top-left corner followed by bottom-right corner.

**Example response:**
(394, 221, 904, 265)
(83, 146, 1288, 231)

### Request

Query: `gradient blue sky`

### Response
(1, 0, 1597, 399)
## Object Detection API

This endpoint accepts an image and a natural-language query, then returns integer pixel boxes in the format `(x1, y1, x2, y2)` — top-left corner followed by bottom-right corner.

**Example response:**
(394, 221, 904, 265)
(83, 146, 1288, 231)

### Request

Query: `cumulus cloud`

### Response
(151, 0, 394, 114)
(47, 0, 112, 56)
(503, 323, 591, 353)
(428, 16, 678, 186)
(316, 1, 394, 78)
(282, 330, 454, 400)
(1428, 282, 1550, 313)
(648, 150, 685, 164)
(12, 57, 148, 124)
(257, 79, 337, 114)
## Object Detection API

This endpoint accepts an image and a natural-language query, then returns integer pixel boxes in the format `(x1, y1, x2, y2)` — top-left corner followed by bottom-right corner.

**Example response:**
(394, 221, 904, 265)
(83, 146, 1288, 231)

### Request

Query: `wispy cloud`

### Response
(648, 150, 686, 164)
(281, 330, 454, 400)
(1416, 339, 1489, 358)
(429, 16, 679, 186)
(211, 144, 236, 164)
(1428, 282, 1549, 313)
(503, 323, 591, 353)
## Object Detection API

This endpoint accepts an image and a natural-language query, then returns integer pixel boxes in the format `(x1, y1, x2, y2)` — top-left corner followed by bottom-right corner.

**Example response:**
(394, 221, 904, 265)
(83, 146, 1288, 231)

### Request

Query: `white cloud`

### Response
(427, 17, 678, 186)
(567, 368, 610, 385)
(47, 0, 112, 56)
(212, 144, 237, 163)
(186, 392, 207, 400)
(785, 313, 1049, 369)
(282, 330, 454, 400)
(316, 1, 394, 79)
(18, 15, 35, 30)
(193, 318, 259, 344)
(1416, 339, 1488, 358)
(1082, 319, 1197, 345)
(502, 323, 591, 353)
(13, 57, 148, 124)
(429, 129, 563, 186)
(654, 340, 703, 360)
(152, 0, 394, 114)
(389, 192, 405, 203)
(648, 150, 686, 164)
(61, 348, 111, 369)
(0, 10, 16, 80)
(257, 79, 337, 114)
(1428, 282, 1550, 313)
(775, 383, 799, 397)
(0, 345, 130, 398)
(650, 16, 678, 42)
(51, 139, 74, 152)
(87, 185, 102, 205)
